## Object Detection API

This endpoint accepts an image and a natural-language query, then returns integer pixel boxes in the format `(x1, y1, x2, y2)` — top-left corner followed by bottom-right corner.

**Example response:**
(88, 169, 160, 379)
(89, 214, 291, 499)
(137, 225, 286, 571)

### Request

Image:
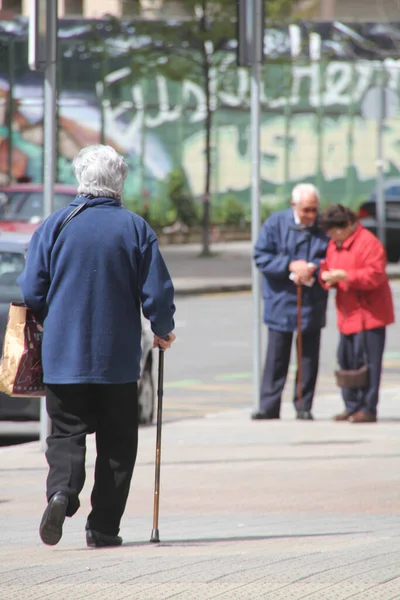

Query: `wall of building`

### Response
(1, 32, 399, 211)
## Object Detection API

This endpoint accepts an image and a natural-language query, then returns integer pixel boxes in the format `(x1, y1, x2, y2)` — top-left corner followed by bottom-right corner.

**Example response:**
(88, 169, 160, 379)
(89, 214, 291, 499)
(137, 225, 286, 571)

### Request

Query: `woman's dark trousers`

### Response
(338, 327, 386, 417)
(45, 383, 139, 536)
(260, 328, 321, 416)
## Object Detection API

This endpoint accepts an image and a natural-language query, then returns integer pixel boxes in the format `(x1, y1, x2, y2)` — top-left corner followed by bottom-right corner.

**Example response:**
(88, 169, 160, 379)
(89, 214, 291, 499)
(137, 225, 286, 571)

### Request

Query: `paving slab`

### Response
(1, 391, 400, 599)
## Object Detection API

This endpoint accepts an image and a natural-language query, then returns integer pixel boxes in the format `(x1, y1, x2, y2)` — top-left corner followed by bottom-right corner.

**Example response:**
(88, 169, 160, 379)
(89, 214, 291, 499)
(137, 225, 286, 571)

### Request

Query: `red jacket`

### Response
(320, 224, 394, 335)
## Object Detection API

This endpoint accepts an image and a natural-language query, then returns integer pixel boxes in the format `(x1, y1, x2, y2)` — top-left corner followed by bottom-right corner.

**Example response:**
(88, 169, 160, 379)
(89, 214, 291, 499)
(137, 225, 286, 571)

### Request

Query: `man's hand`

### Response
(289, 260, 316, 282)
(153, 332, 176, 350)
(321, 269, 347, 287)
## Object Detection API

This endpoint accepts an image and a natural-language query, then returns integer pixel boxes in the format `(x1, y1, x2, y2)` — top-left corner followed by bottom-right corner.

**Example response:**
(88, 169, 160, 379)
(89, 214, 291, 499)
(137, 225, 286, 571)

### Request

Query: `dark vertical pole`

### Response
(376, 65, 386, 248)
(7, 37, 15, 183)
(40, 0, 57, 451)
(100, 46, 106, 145)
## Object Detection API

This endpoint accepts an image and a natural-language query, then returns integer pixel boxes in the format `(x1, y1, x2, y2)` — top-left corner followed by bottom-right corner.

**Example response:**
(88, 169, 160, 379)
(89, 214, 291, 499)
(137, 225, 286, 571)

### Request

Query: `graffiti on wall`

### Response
(1, 56, 400, 206)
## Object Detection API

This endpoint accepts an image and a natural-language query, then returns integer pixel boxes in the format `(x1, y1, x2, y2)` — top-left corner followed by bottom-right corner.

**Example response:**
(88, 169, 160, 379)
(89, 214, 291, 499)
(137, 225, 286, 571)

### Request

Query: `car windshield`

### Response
(2, 192, 74, 221)
(0, 251, 25, 287)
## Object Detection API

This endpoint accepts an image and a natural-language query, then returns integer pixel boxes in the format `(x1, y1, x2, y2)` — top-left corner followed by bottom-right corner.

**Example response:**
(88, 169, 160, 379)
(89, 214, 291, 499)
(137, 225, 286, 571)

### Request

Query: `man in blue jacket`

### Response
(253, 183, 328, 421)
(18, 145, 176, 548)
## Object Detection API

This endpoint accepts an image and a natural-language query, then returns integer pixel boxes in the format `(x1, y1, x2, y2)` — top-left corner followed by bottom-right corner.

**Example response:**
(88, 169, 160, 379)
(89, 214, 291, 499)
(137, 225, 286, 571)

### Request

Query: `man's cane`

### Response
(297, 285, 303, 412)
(150, 345, 166, 543)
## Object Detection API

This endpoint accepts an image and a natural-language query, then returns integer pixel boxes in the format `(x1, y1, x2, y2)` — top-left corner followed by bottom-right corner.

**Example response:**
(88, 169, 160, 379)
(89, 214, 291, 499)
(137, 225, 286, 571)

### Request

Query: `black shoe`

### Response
(252, 411, 280, 420)
(296, 410, 314, 420)
(39, 491, 69, 546)
(86, 529, 123, 548)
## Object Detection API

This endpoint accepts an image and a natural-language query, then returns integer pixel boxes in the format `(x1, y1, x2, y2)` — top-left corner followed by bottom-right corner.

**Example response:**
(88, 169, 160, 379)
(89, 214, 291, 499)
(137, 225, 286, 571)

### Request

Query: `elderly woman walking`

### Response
(18, 145, 176, 547)
(320, 204, 394, 423)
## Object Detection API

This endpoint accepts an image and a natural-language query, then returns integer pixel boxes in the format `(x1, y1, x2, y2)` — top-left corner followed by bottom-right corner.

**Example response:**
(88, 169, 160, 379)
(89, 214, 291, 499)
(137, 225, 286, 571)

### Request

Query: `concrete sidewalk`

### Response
(1, 389, 400, 599)
(161, 241, 400, 295)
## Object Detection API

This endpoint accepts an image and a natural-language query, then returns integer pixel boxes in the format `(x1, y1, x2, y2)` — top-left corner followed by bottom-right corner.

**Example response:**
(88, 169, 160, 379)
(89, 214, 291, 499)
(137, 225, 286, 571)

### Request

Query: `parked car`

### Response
(0, 184, 77, 234)
(0, 233, 155, 425)
(358, 178, 400, 262)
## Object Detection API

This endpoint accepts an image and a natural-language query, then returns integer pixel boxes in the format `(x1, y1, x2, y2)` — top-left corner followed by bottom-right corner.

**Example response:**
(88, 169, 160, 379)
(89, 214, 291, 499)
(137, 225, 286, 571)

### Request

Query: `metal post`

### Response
(251, 3, 262, 414)
(376, 66, 386, 248)
(316, 60, 324, 196)
(40, 0, 57, 451)
(7, 38, 15, 184)
(283, 89, 291, 199)
(100, 46, 106, 145)
(345, 62, 356, 204)
(139, 80, 147, 198)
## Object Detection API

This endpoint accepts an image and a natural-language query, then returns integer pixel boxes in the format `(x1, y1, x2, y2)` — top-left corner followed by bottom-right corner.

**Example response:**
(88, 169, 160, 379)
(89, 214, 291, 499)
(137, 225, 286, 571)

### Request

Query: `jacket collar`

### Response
(71, 195, 122, 208)
(337, 222, 362, 250)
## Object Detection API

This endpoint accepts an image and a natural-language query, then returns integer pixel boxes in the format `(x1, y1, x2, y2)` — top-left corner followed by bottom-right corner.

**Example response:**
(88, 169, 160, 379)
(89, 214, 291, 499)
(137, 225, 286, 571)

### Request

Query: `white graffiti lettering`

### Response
(97, 59, 400, 130)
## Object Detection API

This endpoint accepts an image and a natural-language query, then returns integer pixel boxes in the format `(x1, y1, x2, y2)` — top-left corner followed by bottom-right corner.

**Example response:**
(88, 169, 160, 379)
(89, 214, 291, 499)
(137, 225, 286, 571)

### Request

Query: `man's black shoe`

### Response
(296, 410, 314, 420)
(86, 529, 123, 548)
(39, 491, 69, 546)
(251, 411, 280, 420)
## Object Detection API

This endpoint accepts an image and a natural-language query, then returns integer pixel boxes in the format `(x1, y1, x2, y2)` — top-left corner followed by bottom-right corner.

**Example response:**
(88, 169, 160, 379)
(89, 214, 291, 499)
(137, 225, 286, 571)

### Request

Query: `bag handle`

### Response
(356, 291, 369, 366)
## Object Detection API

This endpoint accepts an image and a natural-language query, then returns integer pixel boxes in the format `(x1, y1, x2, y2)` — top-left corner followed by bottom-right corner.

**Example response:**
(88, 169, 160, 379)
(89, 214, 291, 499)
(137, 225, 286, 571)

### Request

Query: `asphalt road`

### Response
(1, 283, 400, 443)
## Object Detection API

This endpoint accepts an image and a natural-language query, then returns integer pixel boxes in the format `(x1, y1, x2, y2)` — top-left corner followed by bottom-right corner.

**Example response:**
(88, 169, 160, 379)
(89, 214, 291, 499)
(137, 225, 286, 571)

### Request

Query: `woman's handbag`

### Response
(0, 302, 45, 397)
(0, 200, 90, 397)
(335, 362, 369, 389)
(334, 293, 369, 389)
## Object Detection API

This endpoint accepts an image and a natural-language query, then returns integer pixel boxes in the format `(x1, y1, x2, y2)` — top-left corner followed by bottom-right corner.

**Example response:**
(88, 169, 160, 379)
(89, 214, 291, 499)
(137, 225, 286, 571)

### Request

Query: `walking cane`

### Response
(297, 285, 303, 412)
(150, 345, 166, 543)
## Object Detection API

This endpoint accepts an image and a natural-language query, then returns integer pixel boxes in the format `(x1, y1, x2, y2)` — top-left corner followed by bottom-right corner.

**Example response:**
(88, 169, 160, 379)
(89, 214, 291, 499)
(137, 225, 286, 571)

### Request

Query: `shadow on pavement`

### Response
(69, 530, 368, 552)
(120, 531, 369, 549)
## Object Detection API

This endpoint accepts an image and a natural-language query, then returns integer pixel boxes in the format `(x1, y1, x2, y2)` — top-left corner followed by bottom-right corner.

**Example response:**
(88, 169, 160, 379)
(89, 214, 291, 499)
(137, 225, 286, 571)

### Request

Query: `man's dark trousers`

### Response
(338, 327, 386, 416)
(260, 328, 321, 416)
(45, 382, 139, 536)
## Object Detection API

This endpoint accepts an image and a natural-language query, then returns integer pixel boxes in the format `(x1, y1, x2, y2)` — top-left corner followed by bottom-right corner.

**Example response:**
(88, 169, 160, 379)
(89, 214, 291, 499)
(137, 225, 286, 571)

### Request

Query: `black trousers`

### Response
(338, 327, 386, 417)
(45, 382, 139, 536)
(260, 328, 321, 415)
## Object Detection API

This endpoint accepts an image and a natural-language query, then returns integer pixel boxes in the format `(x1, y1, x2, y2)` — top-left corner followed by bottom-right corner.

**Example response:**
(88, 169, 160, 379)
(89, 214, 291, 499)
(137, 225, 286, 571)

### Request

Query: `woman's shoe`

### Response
(349, 411, 377, 423)
(333, 411, 351, 421)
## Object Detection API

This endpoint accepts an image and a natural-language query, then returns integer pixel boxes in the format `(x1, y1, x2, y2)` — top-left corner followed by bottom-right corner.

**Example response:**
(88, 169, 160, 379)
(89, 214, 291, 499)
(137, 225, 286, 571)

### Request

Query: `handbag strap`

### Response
(58, 200, 90, 235)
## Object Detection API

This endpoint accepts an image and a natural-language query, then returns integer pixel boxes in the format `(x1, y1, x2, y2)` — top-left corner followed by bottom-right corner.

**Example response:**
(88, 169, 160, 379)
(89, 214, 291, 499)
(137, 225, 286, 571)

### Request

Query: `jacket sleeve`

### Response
(341, 238, 387, 291)
(254, 219, 290, 279)
(138, 236, 175, 338)
(17, 226, 51, 318)
(317, 242, 332, 290)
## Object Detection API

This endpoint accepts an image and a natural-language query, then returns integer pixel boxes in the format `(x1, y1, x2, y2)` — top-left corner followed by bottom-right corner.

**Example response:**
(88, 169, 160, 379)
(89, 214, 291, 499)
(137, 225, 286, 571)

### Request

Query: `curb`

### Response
(387, 271, 400, 280)
(175, 283, 251, 296)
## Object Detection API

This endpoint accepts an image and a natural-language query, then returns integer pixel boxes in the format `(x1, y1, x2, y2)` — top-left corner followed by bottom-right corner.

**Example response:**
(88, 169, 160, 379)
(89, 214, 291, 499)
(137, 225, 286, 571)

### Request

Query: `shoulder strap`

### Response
(58, 200, 90, 235)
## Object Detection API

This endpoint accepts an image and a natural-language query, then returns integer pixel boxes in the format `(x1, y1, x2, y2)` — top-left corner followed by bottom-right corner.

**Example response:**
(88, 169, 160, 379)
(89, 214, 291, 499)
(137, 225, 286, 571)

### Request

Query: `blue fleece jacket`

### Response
(18, 196, 175, 384)
(254, 208, 328, 332)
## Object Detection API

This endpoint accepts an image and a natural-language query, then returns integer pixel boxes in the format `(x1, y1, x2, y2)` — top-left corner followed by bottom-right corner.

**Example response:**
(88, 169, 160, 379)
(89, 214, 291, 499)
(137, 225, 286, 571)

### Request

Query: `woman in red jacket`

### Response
(320, 204, 394, 423)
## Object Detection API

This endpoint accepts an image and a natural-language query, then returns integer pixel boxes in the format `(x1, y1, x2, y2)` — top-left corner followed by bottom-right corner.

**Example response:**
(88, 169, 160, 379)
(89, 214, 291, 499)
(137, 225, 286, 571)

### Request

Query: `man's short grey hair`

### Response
(292, 183, 320, 205)
(73, 145, 128, 199)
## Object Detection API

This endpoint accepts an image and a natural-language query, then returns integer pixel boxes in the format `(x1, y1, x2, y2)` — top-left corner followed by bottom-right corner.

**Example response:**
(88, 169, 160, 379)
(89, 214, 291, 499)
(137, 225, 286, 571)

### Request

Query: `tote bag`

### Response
(0, 302, 44, 397)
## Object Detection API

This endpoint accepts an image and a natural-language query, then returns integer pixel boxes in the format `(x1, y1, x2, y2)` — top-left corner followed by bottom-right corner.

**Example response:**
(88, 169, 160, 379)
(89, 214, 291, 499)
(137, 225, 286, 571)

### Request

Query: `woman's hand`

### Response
(321, 269, 347, 287)
(153, 332, 176, 350)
